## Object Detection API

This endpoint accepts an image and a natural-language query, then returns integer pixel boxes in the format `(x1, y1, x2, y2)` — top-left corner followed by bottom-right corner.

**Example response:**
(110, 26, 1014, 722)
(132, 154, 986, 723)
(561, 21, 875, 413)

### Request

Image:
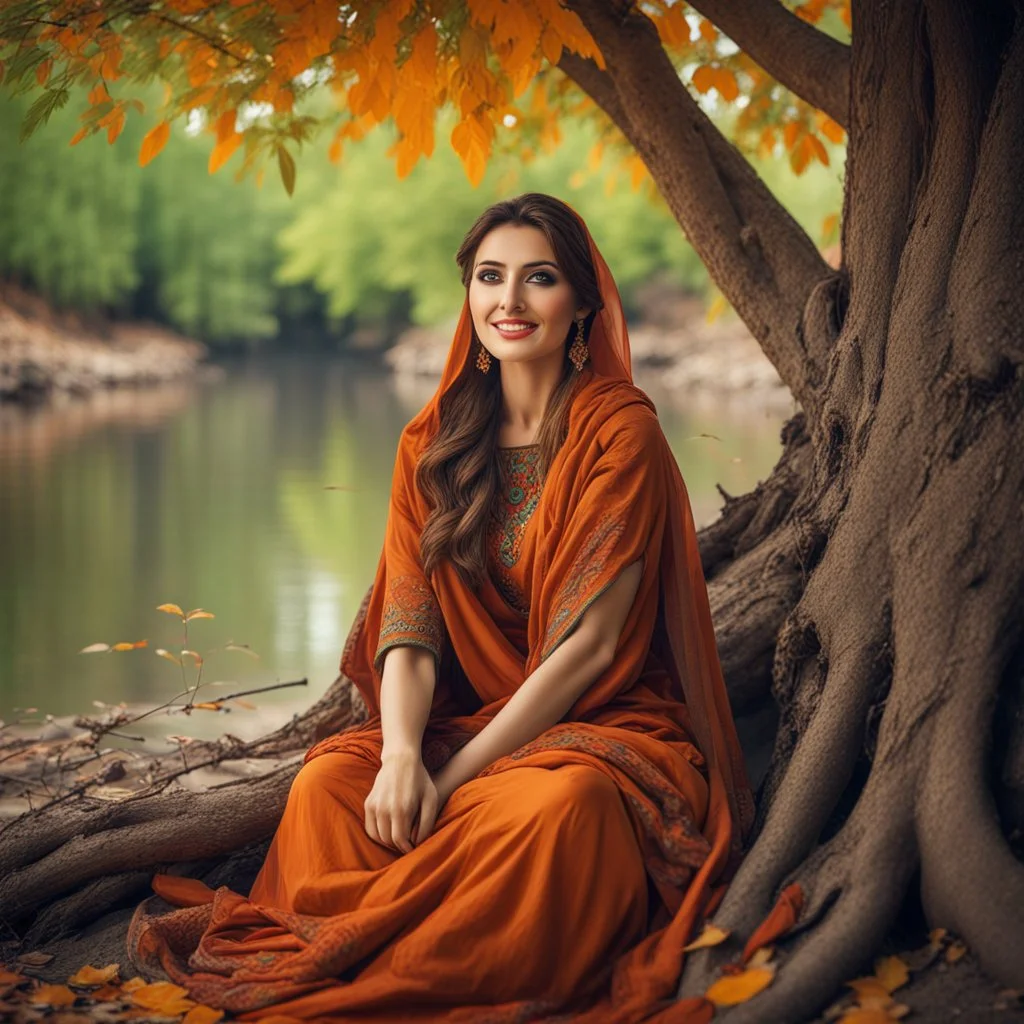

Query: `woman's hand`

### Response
(364, 748, 439, 853)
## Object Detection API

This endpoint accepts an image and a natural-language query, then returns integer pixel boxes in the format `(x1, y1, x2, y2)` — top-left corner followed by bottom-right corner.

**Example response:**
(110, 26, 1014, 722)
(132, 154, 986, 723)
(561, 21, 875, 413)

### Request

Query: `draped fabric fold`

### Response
(127, 202, 754, 1022)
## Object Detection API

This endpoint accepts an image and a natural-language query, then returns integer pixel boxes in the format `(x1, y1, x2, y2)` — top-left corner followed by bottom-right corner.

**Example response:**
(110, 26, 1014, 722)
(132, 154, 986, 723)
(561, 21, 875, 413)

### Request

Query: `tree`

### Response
(2, 1, 1022, 1020)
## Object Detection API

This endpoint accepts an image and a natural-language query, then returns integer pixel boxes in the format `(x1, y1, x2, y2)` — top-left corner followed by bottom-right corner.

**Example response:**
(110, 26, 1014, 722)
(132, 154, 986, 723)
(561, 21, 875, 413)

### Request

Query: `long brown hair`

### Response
(416, 193, 604, 588)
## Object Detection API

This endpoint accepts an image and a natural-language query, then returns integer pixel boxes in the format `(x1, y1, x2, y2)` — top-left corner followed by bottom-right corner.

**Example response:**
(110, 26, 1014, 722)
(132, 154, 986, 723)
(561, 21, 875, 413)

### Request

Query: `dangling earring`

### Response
(475, 341, 492, 373)
(568, 317, 589, 372)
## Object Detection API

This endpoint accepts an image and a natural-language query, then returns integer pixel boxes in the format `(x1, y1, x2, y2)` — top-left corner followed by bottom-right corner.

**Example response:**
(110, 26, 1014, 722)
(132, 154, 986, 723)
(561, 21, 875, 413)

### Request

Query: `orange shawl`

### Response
(324, 207, 755, 1012)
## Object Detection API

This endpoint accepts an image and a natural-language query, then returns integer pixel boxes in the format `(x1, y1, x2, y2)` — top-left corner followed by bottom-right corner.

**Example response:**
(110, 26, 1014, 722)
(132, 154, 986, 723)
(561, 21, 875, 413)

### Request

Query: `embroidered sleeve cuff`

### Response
(373, 575, 444, 671)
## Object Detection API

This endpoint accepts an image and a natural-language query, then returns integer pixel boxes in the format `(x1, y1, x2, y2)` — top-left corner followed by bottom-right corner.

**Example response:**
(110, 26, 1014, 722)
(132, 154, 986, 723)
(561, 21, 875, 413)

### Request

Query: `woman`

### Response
(128, 193, 755, 1022)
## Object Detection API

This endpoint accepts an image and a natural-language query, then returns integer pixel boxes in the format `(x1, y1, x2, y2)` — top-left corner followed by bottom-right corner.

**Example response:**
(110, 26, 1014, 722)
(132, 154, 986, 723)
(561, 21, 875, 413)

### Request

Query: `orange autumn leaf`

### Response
(35, 58, 53, 86)
(839, 1010, 894, 1024)
(69, 127, 88, 146)
(183, 1005, 225, 1024)
(121, 976, 148, 991)
(112, 640, 148, 652)
(194, 701, 223, 711)
(156, 648, 182, 665)
(873, 955, 909, 992)
(140, 123, 171, 167)
(129, 980, 194, 1012)
(683, 923, 731, 952)
(706, 965, 775, 1006)
(29, 984, 77, 1007)
(742, 882, 804, 963)
(714, 68, 740, 102)
(846, 976, 893, 1003)
(68, 963, 119, 987)
(945, 940, 967, 963)
(209, 131, 243, 174)
(691, 65, 715, 95)
(181, 649, 204, 666)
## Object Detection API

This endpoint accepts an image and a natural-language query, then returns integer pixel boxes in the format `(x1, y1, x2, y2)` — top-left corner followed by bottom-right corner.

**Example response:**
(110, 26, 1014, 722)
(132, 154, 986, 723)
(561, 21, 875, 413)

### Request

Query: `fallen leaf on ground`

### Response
(706, 965, 775, 1006)
(839, 1010, 894, 1024)
(846, 977, 893, 1005)
(183, 1005, 225, 1024)
(122, 976, 148, 991)
(874, 955, 909, 993)
(68, 963, 120, 987)
(748, 945, 775, 967)
(945, 940, 967, 963)
(0, 968, 27, 985)
(928, 927, 948, 946)
(682, 924, 731, 952)
(129, 980, 195, 1013)
(29, 983, 77, 1006)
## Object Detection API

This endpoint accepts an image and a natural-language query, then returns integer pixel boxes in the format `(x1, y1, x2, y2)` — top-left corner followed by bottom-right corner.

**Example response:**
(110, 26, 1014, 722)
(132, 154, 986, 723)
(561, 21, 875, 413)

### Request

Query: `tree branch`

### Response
(561, 2, 838, 414)
(687, 0, 851, 127)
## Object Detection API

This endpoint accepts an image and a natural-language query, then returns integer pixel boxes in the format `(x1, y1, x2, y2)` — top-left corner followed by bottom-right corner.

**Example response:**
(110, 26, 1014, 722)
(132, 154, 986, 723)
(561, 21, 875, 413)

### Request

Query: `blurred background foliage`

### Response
(0, 84, 842, 349)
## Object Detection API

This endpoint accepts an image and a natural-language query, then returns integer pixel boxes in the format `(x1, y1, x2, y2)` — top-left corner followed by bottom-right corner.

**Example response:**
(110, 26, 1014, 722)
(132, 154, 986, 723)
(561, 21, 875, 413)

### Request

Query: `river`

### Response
(0, 356, 791, 746)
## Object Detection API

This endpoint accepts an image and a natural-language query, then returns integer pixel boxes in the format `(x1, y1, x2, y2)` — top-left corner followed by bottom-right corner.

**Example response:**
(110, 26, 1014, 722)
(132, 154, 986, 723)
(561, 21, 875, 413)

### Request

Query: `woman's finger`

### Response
(413, 788, 439, 846)
(391, 809, 414, 854)
(364, 799, 381, 845)
(376, 809, 395, 851)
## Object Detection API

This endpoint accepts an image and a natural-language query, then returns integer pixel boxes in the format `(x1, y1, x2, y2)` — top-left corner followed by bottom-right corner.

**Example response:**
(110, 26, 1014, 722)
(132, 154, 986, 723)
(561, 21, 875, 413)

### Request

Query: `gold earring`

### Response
(568, 317, 589, 372)
(475, 341, 492, 373)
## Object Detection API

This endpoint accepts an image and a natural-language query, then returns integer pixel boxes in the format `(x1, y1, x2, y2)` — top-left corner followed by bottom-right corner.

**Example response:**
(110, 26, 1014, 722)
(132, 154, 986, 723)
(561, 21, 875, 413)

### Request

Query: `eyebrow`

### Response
(475, 260, 560, 270)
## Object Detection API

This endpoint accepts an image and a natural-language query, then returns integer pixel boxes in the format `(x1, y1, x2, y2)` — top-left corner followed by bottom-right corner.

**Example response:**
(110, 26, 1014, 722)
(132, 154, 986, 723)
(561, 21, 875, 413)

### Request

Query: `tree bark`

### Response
(2, 1, 1023, 1020)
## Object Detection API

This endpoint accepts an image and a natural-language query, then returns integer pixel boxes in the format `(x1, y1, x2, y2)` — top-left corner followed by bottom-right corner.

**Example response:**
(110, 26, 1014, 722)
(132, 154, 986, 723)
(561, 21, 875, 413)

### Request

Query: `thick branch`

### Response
(563, 1, 837, 414)
(687, 0, 850, 126)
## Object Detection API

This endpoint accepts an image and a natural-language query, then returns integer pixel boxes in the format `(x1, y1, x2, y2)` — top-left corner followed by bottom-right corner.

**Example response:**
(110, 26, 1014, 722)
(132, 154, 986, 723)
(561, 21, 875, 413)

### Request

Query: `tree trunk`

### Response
(2, 1, 1023, 1020)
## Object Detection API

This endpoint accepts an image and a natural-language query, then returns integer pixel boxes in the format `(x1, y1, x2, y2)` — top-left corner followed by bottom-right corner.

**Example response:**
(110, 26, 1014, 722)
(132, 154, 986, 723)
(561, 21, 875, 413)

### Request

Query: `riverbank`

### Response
(385, 290, 795, 415)
(0, 282, 208, 402)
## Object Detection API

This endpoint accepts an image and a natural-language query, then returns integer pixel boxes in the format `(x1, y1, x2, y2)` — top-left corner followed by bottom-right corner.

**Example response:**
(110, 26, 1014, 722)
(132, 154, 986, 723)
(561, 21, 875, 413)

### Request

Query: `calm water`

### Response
(0, 357, 790, 745)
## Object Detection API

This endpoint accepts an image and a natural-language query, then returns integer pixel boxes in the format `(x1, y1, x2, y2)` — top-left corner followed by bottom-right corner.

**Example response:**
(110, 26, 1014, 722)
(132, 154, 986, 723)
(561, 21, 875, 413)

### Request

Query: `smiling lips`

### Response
(492, 319, 539, 339)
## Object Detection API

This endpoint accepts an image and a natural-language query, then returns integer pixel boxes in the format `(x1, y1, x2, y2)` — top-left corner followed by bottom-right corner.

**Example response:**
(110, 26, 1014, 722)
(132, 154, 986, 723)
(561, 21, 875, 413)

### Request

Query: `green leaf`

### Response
(277, 144, 296, 196)
(21, 86, 70, 142)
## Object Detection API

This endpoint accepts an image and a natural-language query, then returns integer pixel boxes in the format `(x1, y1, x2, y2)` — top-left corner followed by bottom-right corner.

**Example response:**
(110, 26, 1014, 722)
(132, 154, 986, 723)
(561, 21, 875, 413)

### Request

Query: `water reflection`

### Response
(0, 357, 789, 744)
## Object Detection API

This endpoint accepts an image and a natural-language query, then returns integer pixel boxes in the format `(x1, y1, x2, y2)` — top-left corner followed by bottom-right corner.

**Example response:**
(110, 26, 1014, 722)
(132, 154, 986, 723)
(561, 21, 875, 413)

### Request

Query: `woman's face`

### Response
(468, 223, 590, 369)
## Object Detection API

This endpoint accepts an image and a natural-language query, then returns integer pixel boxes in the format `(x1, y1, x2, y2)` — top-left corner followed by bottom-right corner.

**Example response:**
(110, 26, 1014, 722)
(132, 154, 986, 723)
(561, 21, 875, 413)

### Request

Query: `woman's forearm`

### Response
(434, 626, 613, 795)
(379, 646, 437, 758)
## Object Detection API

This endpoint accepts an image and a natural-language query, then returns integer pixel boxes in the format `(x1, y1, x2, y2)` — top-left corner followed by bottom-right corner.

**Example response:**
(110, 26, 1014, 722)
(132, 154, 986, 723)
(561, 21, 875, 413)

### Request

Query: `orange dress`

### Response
(128, 205, 754, 1023)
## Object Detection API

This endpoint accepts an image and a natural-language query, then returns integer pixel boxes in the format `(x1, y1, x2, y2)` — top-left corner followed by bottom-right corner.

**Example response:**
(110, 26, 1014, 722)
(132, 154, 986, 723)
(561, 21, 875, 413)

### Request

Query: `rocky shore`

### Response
(0, 283, 207, 402)
(385, 289, 795, 415)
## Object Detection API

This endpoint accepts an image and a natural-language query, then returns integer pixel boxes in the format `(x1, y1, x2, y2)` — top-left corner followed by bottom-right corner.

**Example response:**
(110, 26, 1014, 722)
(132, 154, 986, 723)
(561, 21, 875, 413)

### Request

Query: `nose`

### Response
(499, 278, 526, 313)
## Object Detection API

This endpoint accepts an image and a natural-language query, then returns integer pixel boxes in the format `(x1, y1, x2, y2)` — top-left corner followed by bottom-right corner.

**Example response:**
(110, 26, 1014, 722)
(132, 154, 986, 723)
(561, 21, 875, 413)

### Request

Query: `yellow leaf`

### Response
(706, 293, 729, 323)
(30, 984, 77, 1007)
(183, 1006, 225, 1024)
(873, 955, 909, 993)
(68, 964, 120, 987)
(112, 640, 148, 652)
(683, 923, 731, 952)
(79, 643, 111, 654)
(945, 940, 967, 963)
(139, 122, 170, 167)
(194, 702, 223, 711)
(121, 976, 148, 991)
(748, 945, 774, 967)
(706, 965, 774, 1006)
(155, 648, 181, 666)
(846, 977, 892, 1003)
(186, 609, 215, 621)
(838, 1010, 893, 1024)
(130, 981, 193, 1011)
